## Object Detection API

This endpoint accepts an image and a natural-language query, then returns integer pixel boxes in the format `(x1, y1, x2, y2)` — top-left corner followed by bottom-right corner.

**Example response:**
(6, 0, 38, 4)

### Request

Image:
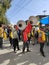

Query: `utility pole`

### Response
(43, 10, 47, 15)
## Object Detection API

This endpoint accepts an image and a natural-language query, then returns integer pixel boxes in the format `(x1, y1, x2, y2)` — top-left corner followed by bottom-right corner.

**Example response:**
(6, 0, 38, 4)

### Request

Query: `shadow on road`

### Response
(0, 44, 49, 65)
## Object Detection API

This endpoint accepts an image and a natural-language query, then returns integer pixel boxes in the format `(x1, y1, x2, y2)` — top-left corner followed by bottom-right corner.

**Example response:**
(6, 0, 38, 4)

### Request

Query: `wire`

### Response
(9, 0, 25, 14)
(8, 0, 32, 19)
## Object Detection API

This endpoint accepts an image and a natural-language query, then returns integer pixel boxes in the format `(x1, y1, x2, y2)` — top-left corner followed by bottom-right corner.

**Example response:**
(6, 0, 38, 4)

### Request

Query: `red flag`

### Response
(23, 23, 32, 42)
(23, 31, 28, 42)
(24, 23, 32, 34)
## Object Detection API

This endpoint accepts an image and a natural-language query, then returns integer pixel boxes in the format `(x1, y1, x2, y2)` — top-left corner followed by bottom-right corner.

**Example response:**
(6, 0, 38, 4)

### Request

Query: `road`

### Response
(0, 40, 49, 65)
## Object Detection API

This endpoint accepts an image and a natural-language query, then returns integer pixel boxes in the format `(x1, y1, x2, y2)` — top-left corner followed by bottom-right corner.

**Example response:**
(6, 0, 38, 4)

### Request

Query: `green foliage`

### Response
(0, 0, 12, 24)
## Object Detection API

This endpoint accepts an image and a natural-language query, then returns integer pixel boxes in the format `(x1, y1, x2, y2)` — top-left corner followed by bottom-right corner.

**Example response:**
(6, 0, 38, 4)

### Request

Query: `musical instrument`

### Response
(17, 20, 26, 30)
(29, 16, 38, 25)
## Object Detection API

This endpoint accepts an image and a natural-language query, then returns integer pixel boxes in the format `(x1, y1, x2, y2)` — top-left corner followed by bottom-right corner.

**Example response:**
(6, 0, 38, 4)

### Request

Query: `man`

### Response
(22, 21, 32, 53)
(0, 24, 4, 48)
(22, 31, 31, 53)
(38, 27, 46, 57)
(12, 26, 20, 53)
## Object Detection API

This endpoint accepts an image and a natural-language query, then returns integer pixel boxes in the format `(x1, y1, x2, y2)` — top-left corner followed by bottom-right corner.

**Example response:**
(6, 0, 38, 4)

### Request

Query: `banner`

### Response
(40, 16, 49, 24)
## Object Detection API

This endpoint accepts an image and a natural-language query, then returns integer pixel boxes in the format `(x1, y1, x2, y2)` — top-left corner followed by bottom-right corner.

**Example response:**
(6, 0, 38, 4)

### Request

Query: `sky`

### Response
(6, 0, 49, 24)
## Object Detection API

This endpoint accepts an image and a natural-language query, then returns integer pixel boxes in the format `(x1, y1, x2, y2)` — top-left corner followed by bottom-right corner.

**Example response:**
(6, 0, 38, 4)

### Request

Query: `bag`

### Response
(3, 32, 7, 40)
(38, 31, 46, 43)
(42, 31, 46, 42)
(10, 32, 13, 38)
(0, 28, 3, 37)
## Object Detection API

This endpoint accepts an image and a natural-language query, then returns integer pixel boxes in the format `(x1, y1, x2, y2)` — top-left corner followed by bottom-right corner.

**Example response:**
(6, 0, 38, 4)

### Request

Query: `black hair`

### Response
(25, 20, 29, 25)
(30, 21, 33, 24)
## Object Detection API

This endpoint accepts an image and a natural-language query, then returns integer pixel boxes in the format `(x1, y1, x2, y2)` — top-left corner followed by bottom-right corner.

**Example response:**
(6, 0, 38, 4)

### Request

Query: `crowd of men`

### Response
(0, 20, 49, 57)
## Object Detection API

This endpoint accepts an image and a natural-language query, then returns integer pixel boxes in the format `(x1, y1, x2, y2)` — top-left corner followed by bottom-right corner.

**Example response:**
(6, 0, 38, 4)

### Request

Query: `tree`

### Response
(0, 0, 12, 24)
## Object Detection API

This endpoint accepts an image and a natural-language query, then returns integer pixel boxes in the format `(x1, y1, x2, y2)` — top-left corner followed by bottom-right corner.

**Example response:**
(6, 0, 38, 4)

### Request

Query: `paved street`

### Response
(0, 41, 49, 65)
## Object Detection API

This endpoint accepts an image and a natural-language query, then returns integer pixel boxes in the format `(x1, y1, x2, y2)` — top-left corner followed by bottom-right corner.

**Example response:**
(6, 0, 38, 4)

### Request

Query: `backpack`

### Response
(42, 31, 46, 42)
(38, 31, 46, 43)
(0, 28, 3, 37)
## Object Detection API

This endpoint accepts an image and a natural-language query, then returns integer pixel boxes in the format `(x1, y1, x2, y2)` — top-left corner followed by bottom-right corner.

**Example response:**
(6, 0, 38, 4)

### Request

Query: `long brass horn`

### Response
(17, 20, 26, 30)
(29, 16, 38, 25)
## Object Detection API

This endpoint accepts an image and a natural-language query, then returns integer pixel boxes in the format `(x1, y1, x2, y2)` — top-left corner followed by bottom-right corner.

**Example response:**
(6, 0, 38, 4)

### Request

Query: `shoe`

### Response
(32, 44, 35, 46)
(41, 54, 46, 57)
(27, 50, 31, 52)
(14, 51, 16, 53)
(18, 49, 20, 50)
(42, 54, 46, 57)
